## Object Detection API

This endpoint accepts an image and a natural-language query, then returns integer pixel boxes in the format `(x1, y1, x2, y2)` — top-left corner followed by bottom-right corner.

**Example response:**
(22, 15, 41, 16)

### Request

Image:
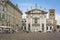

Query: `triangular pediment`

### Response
(26, 9, 47, 14)
(30, 9, 42, 13)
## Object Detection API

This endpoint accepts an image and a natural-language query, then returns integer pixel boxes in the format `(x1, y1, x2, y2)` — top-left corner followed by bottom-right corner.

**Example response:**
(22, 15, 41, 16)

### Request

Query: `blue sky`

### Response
(10, 0, 60, 25)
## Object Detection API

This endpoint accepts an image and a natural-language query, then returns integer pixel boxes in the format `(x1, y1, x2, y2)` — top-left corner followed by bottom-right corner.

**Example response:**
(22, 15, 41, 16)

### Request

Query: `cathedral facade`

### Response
(25, 8, 57, 32)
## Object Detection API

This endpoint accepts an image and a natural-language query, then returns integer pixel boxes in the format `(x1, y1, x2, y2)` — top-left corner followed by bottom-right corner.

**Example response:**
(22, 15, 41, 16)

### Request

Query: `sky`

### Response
(10, 0, 60, 25)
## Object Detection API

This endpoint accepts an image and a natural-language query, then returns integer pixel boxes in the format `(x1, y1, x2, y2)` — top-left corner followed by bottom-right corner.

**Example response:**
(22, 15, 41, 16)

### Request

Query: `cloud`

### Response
(22, 14, 26, 18)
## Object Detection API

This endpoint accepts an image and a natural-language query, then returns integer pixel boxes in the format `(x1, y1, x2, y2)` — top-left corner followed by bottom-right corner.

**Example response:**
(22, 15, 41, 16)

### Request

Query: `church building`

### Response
(25, 6, 57, 32)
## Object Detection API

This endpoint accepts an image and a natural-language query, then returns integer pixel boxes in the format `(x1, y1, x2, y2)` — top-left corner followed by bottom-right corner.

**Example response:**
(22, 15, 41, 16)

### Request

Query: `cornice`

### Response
(7, 1, 23, 15)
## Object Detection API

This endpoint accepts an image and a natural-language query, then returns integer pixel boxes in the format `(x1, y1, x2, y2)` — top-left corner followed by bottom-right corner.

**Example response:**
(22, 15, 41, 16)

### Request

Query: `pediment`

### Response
(30, 9, 42, 13)
(26, 9, 47, 14)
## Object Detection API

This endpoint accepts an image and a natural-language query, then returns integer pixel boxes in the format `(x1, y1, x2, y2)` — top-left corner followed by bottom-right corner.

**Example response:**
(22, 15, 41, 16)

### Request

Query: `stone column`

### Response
(26, 17, 28, 31)
(30, 17, 32, 32)
(44, 18, 46, 32)
(40, 18, 42, 31)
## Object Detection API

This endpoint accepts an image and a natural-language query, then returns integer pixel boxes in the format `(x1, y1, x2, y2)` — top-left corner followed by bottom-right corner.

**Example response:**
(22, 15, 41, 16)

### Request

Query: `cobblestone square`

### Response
(0, 32, 60, 40)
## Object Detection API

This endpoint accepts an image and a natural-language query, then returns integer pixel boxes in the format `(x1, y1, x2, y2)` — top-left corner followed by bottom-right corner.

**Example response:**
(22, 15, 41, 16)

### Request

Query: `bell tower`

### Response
(49, 9, 55, 20)
(49, 9, 57, 29)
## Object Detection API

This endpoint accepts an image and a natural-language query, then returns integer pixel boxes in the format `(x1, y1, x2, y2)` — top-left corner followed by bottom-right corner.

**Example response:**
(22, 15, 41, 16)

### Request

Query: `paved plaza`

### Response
(0, 31, 60, 40)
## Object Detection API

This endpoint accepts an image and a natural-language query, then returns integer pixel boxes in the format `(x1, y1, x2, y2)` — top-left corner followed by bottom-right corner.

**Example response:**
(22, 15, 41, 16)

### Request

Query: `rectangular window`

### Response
(34, 17, 38, 23)
(47, 27, 48, 30)
(2, 14, 5, 19)
(42, 24, 44, 31)
(50, 26, 52, 30)
(3, 6, 7, 11)
(1, 5, 3, 11)
(0, 13, 1, 20)
(28, 24, 30, 31)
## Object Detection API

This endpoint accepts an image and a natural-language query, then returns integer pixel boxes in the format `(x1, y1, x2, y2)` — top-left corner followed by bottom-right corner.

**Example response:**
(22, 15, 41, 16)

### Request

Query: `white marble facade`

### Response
(26, 9, 56, 32)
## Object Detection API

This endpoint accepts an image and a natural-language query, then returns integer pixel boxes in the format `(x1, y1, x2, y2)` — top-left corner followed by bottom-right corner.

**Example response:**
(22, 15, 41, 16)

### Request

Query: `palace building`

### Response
(25, 6, 57, 32)
(0, 0, 22, 31)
